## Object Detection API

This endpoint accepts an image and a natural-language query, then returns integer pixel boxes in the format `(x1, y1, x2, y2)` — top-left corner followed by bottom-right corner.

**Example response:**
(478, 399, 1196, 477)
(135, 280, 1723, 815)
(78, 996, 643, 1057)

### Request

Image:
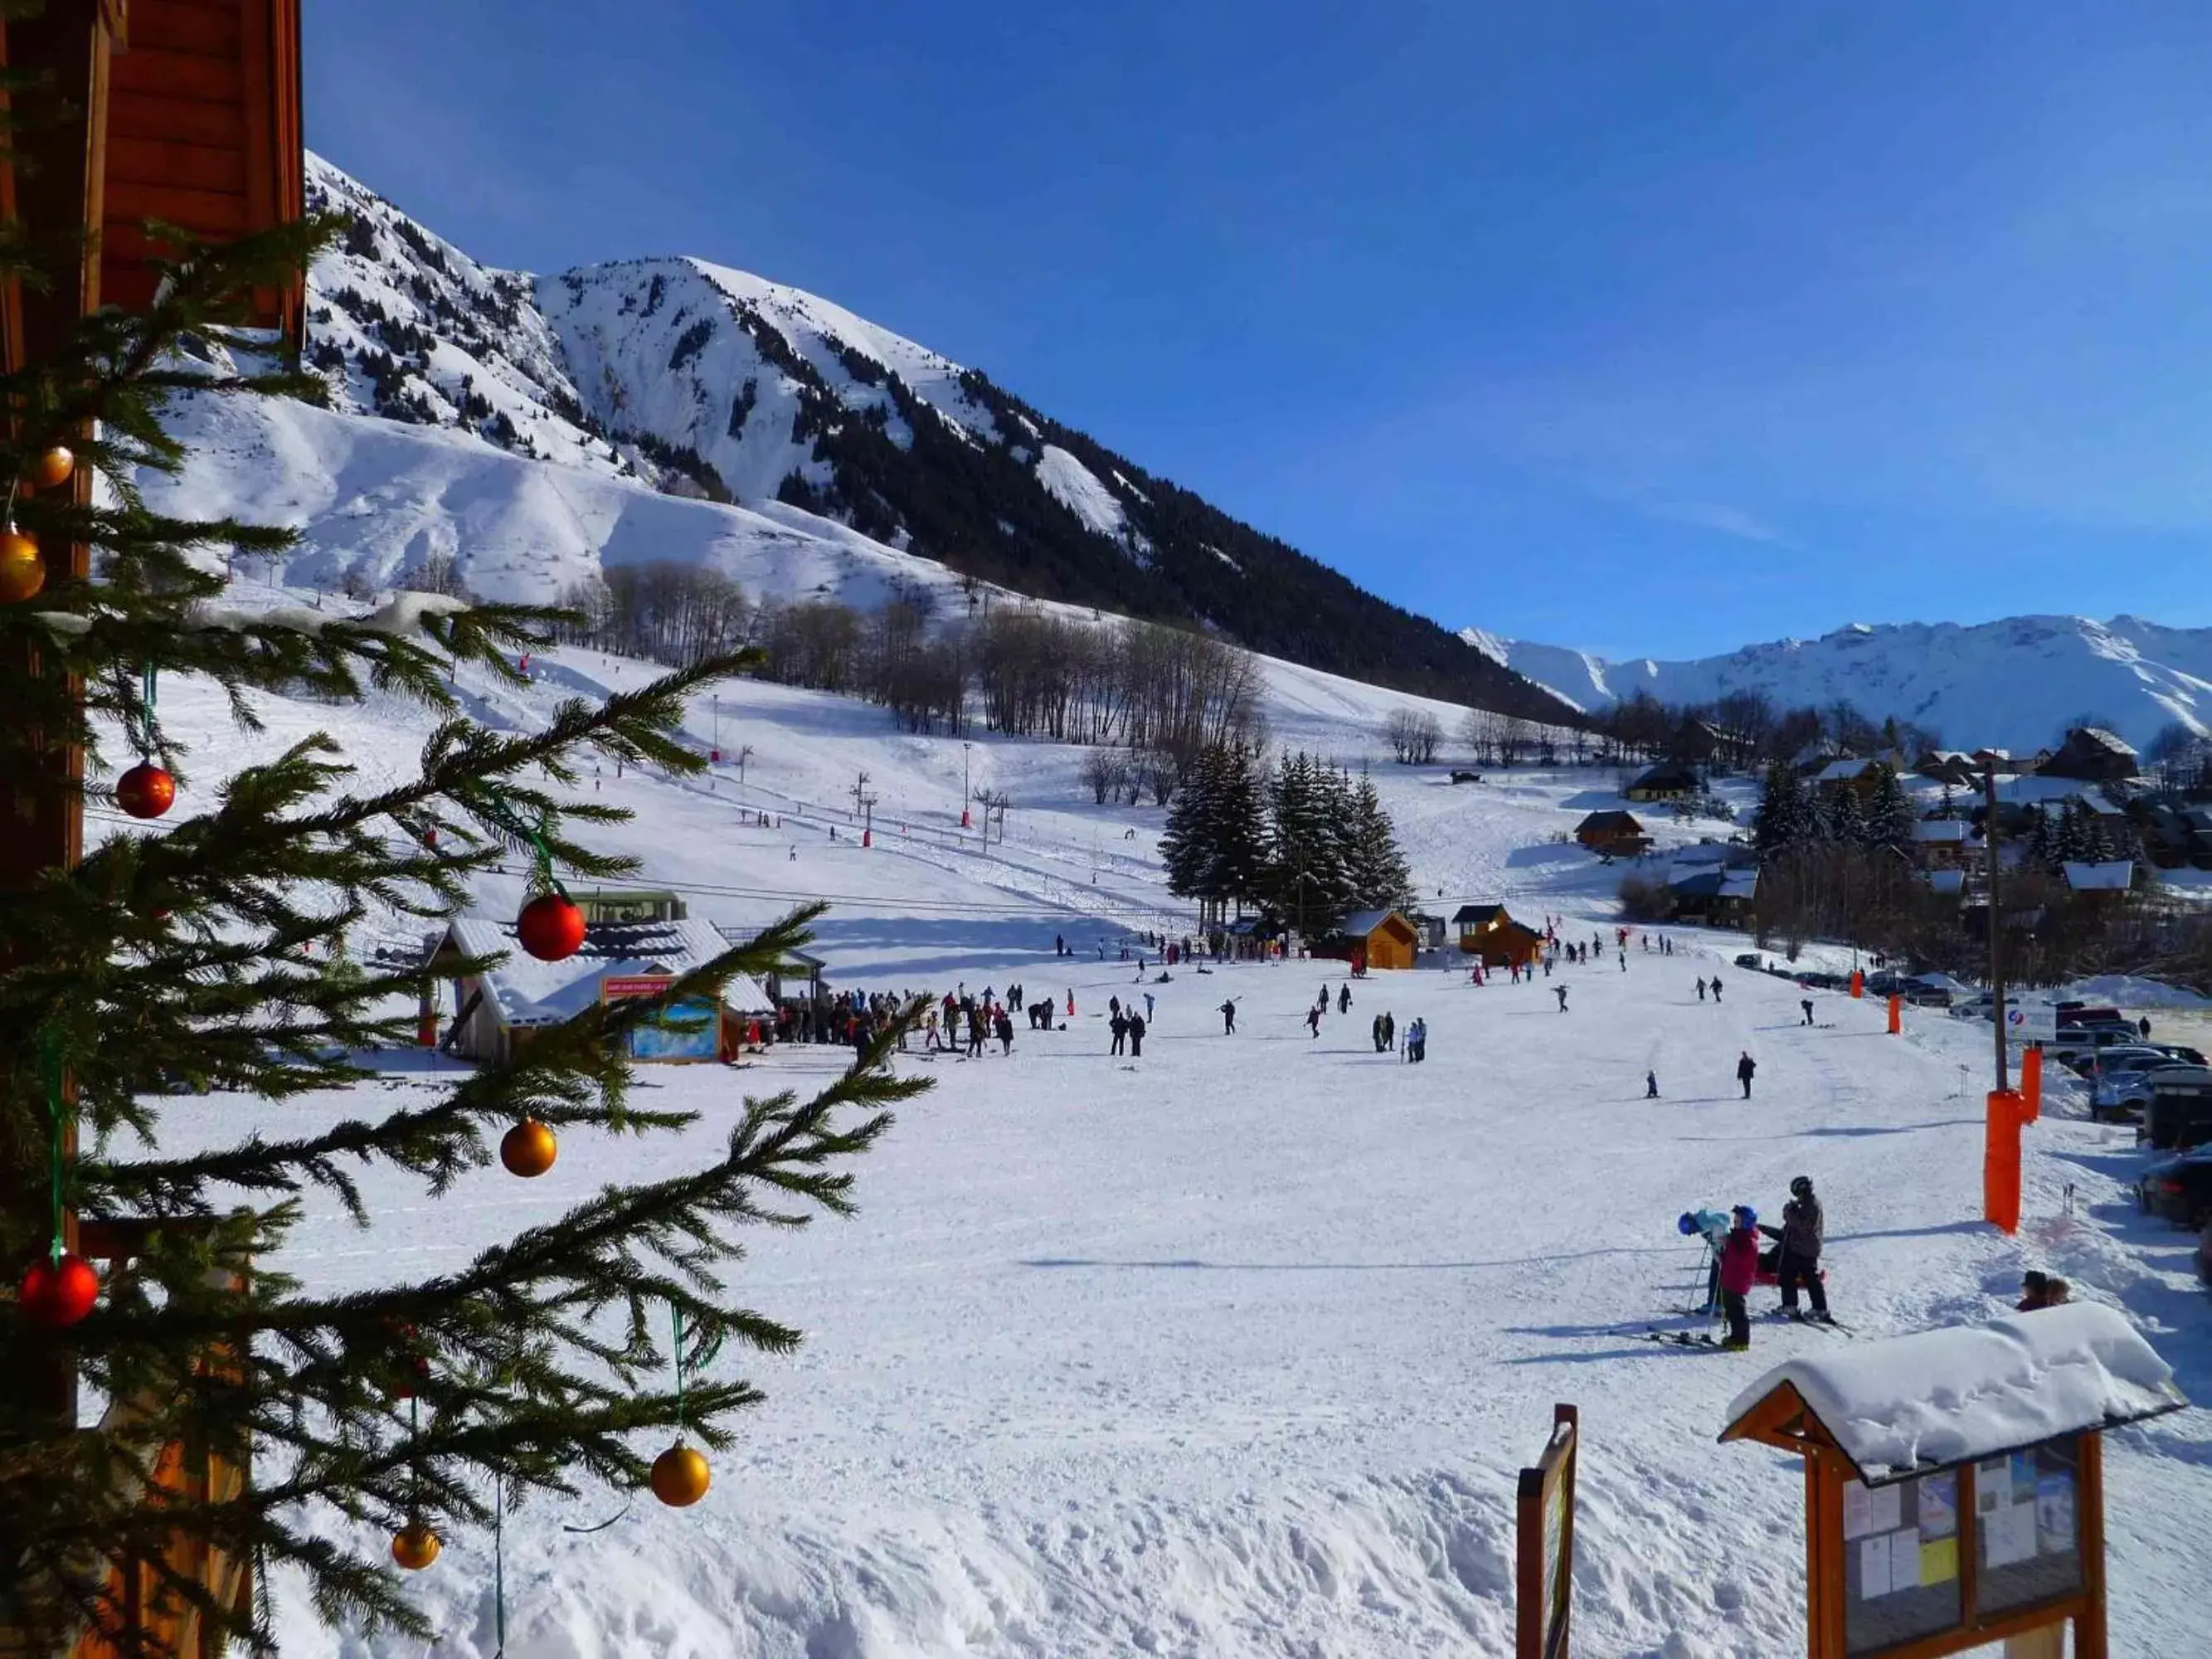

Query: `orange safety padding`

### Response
(2020, 1046, 2043, 1124)
(1887, 994, 1902, 1035)
(1984, 1089, 2024, 1233)
(1850, 970, 1864, 999)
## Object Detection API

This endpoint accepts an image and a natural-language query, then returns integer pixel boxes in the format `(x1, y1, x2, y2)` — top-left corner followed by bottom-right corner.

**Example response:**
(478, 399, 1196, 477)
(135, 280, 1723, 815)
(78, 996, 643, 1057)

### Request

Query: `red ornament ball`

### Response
(516, 893, 586, 961)
(35, 445, 76, 489)
(116, 762, 177, 820)
(20, 1251, 100, 1327)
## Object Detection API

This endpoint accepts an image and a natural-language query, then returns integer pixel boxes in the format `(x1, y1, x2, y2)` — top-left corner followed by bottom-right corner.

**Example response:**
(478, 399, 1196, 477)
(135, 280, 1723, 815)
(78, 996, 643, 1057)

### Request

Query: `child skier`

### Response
(1766, 1175, 1831, 1322)
(1718, 1206, 1761, 1350)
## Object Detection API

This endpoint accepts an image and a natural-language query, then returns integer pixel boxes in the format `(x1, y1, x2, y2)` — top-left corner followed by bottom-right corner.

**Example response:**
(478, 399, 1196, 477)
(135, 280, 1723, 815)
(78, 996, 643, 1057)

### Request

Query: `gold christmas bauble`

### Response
(391, 1522, 441, 1570)
(649, 1442, 712, 1507)
(34, 445, 75, 489)
(500, 1117, 558, 1178)
(0, 528, 42, 604)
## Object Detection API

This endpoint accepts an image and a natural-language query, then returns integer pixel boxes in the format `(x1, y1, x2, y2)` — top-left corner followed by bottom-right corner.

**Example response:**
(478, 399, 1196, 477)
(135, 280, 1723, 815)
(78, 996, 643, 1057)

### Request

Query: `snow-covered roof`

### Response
(2062, 861, 2135, 893)
(1669, 842, 1734, 868)
(1719, 868, 1758, 901)
(1724, 1302, 2186, 1484)
(1339, 908, 1411, 938)
(1913, 820, 1969, 843)
(1816, 758, 1876, 783)
(1452, 903, 1507, 926)
(442, 917, 771, 1025)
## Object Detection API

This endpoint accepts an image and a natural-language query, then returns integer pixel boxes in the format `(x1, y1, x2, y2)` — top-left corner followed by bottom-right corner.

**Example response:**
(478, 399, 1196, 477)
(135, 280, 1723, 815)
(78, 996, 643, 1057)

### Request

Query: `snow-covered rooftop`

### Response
(1723, 1302, 2186, 1484)
(1913, 820, 1969, 843)
(2061, 861, 2135, 893)
(444, 917, 771, 1025)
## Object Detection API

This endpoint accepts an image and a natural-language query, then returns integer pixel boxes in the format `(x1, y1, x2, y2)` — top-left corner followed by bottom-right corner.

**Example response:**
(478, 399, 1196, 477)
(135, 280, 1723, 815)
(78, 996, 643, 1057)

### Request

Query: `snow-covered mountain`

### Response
(270, 157, 1568, 719)
(1463, 617, 2212, 752)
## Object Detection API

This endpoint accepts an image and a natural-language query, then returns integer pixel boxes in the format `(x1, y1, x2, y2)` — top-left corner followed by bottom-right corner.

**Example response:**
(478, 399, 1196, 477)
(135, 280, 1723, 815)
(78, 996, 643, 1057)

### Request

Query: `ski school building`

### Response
(1453, 903, 1546, 968)
(424, 916, 775, 1065)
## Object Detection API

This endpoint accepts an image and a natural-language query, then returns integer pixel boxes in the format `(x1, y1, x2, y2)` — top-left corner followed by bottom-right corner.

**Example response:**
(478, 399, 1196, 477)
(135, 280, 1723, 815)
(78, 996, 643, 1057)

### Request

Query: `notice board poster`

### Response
(1843, 1469, 1962, 1655)
(1975, 1437, 2083, 1615)
(603, 975, 722, 1063)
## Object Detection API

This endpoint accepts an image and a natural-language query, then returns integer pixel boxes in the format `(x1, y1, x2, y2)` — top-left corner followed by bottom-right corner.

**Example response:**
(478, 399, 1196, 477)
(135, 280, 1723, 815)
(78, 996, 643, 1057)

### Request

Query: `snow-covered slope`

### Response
(1465, 617, 2212, 752)
(109, 598, 2212, 1658)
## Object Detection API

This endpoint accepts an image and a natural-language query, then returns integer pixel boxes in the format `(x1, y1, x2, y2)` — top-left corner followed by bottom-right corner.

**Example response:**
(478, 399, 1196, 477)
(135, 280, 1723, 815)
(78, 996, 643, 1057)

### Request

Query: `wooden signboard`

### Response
(1515, 1403, 1579, 1659)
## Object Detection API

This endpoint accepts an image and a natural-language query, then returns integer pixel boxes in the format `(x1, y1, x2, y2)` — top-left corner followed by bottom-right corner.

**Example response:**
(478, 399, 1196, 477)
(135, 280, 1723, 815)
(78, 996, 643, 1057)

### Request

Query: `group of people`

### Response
(1689, 1174, 1833, 1350)
(920, 982, 1033, 1058)
(1106, 994, 1149, 1057)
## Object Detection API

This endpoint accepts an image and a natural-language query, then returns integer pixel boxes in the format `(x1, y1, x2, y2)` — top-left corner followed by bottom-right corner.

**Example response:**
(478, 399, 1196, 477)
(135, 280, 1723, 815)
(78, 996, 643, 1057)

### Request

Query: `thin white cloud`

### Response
(1649, 499, 1798, 548)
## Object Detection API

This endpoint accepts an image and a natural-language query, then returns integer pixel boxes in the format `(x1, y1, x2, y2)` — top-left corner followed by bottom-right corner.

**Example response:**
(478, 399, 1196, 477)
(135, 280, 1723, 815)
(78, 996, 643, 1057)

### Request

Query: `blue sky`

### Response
(307, 2, 2212, 659)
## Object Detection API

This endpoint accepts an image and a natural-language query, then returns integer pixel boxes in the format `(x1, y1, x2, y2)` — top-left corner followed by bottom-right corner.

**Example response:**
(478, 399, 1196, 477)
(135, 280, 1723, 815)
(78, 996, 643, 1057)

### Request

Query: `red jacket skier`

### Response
(1716, 1206, 1761, 1350)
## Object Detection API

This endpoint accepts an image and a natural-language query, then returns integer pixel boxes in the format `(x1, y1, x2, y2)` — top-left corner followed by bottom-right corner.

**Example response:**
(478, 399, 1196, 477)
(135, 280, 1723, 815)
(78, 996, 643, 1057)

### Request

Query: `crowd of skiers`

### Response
(1685, 1173, 1833, 1350)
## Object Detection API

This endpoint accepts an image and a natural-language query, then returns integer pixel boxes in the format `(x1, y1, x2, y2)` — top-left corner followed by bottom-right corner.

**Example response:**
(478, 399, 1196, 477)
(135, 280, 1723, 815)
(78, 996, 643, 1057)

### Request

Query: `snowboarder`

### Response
(1126, 1011, 1146, 1058)
(1110, 1010, 1129, 1056)
(1696, 977, 1707, 1002)
(1801, 998, 1816, 1027)
(1718, 1206, 1761, 1350)
(1736, 1050, 1757, 1098)
(1710, 975, 1723, 1004)
(1646, 1070, 1660, 1099)
(1767, 1175, 1830, 1321)
(1553, 985, 1569, 1013)
(1219, 1000, 1237, 1034)
(1337, 983, 1351, 1014)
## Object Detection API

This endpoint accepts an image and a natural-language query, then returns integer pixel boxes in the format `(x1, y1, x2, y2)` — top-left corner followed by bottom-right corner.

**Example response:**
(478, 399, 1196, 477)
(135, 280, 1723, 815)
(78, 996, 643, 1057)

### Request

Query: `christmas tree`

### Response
(1261, 752, 1357, 936)
(0, 221, 924, 1653)
(1343, 774, 1415, 912)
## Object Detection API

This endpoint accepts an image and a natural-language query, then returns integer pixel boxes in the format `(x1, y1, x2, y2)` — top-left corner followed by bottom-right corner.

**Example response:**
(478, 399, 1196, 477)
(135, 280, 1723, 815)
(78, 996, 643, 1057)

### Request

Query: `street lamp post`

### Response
(961, 742, 973, 830)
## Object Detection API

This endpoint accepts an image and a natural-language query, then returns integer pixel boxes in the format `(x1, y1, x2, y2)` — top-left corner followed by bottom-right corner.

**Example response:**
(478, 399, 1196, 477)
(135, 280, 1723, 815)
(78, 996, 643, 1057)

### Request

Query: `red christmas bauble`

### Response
(516, 893, 585, 961)
(35, 445, 75, 489)
(116, 762, 177, 820)
(20, 1252, 100, 1327)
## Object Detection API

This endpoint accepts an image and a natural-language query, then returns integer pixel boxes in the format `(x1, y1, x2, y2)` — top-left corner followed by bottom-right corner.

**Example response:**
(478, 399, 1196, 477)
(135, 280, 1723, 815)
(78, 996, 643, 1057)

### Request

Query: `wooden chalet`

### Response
(1624, 762, 1699, 803)
(1574, 809, 1651, 859)
(1915, 751, 1982, 788)
(1910, 817, 1971, 870)
(1330, 908, 1421, 971)
(1811, 757, 1884, 802)
(0, 7, 304, 1657)
(1668, 866, 1758, 926)
(1452, 902, 1544, 967)
(2039, 727, 2140, 785)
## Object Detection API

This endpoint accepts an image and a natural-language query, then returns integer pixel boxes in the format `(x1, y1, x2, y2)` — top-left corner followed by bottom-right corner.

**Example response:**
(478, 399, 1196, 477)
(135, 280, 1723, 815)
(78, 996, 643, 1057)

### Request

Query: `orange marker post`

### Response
(1850, 969, 1864, 1000)
(1984, 1088, 2024, 1234)
(1887, 994, 1902, 1035)
(2020, 1046, 2043, 1124)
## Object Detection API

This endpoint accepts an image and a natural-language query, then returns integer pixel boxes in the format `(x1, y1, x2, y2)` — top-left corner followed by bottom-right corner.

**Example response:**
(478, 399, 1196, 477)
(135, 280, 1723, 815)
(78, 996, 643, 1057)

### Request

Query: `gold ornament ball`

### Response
(500, 1117, 558, 1178)
(0, 528, 42, 604)
(649, 1442, 712, 1508)
(391, 1522, 441, 1570)
(35, 445, 75, 489)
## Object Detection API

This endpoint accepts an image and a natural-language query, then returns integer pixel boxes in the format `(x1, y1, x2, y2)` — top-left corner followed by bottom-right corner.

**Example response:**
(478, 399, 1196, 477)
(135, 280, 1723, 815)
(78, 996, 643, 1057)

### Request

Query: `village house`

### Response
(1624, 762, 1700, 803)
(1910, 817, 1971, 870)
(1452, 902, 1545, 968)
(1574, 809, 1652, 860)
(1811, 757, 1885, 804)
(2060, 861, 2137, 901)
(2039, 727, 2142, 785)
(1667, 867, 1759, 926)
(1914, 751, 1982, 788)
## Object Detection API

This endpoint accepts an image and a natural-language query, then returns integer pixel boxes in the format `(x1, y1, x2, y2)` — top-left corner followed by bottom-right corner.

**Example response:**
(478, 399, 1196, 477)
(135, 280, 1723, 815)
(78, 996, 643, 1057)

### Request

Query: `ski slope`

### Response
(100, 603, 2212, 1658)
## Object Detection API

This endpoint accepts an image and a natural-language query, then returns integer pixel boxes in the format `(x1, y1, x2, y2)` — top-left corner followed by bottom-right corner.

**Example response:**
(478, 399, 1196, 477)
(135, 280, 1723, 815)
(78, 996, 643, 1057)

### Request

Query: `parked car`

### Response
(1903, 983, 1956, 1009)
(2137, 1148, 2212, 1228)
(2057, 1005, 2125, 1027)
(2139, 1068, 2212, 1152)
(2090, 1059, 2194, 1119)
(1952, 991, 1996, 1021)
(2067, 1044, 2180, 1078)
(1865, 971, 1907, 997)
(2153, 1043, 2210, 1066)
(2051, 1028, 2151, 1068)
(1733, 953, 1765, 971)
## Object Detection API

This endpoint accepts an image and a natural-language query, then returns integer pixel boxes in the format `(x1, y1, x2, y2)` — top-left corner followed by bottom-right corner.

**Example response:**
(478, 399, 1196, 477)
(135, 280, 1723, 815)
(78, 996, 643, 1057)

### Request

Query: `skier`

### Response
(1382, 1010, 1396, 1052)
(1710, 975, 1723, 1004)
(1696, 977, 1707, 1002)
(1766, 1175, 1831, 1322)
(1305, 1005, 1323, 1039)
(1337, 983, 1351, 1014)
(1371, 1012, 1388, 1053)
(1407, 1017, 1427, 1063)
(1143, 991, 1155, 1022)
(1801, 998, 1816, 1027)
(994, 1008, 1015, 1055)
(1110, 1010, 1129, 1056)
(1219, 1000, 1237, 1034)
(1553, 985, 1569, 1013)
(1646, 1070, 1660, 1100)
(1618, 951, 1626, 973)
(1126, 1010, 1146, 1058)
(1718, 1206, 1761, 1350)
(1737, 1050, 1757, 1099)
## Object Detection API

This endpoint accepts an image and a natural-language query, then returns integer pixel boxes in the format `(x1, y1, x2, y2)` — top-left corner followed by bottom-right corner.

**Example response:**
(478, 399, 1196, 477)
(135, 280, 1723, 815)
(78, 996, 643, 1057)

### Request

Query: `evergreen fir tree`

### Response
(1826, 783, 1865, 849)
(1158, 745, 1223, 904)
(0, 224, 924, 1652)
(1343, 774, 1413, 910)
(1213, 741, 1269, 914)
(1261, 752, 1355, 935)
(1752, 761, 1812, 855)
(1864, 763, 1916, 851)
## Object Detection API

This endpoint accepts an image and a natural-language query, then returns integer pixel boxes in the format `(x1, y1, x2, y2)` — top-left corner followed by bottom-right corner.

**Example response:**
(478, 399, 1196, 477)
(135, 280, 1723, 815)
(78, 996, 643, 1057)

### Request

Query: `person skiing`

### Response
(1767, 1175, 1830, 1321)
(1126, 1010, 1146, 1058)
(1219, 999, 1237, 1034)
(1305, 1005, 1323, 1039)
(994, 1007, 1015, 1055)
(1110, 1010, 1129, 1056)
(1382, 1010, 1396, 1052)
(1372, 1012, 1388, 1053)
(1801, 998, 1816, 1027)
(1143, 991, 1155, 1022)
(1553, 985, 1569, 1013)
(1646, 1070, 1660, 1100)
(1695, 976, 1708, 1002)
(1338, 983, 1352, 1014)
(1407, 1016, 1427, 1063)
(1718, 1206, 1761, 1350)
(1737, 1050, 1757, 1098)
(1709, 974, 1723, 1004)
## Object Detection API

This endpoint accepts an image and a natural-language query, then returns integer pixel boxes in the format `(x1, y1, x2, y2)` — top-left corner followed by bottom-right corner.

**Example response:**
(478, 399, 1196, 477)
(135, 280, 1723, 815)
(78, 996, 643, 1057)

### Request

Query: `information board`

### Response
(602, 975, 722, 1063)
(1974, 1438, 2083, 1615)
(1842, 1469, 1962, 1655)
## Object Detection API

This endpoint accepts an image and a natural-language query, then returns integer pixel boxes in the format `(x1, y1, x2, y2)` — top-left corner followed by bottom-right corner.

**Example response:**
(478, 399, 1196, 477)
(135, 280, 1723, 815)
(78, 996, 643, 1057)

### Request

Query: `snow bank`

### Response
(1726, 1303, 2187, 1482)
(2062, 975, 2211, 1011)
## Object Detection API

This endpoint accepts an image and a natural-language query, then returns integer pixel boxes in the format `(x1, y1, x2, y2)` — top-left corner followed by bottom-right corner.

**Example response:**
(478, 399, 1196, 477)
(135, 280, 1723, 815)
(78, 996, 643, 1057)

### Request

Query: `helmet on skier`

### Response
(1732, 1204, 1757, 1228)
(1677, 1212, 1698, 1237)
(1790, 1175, 1813, 1199)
